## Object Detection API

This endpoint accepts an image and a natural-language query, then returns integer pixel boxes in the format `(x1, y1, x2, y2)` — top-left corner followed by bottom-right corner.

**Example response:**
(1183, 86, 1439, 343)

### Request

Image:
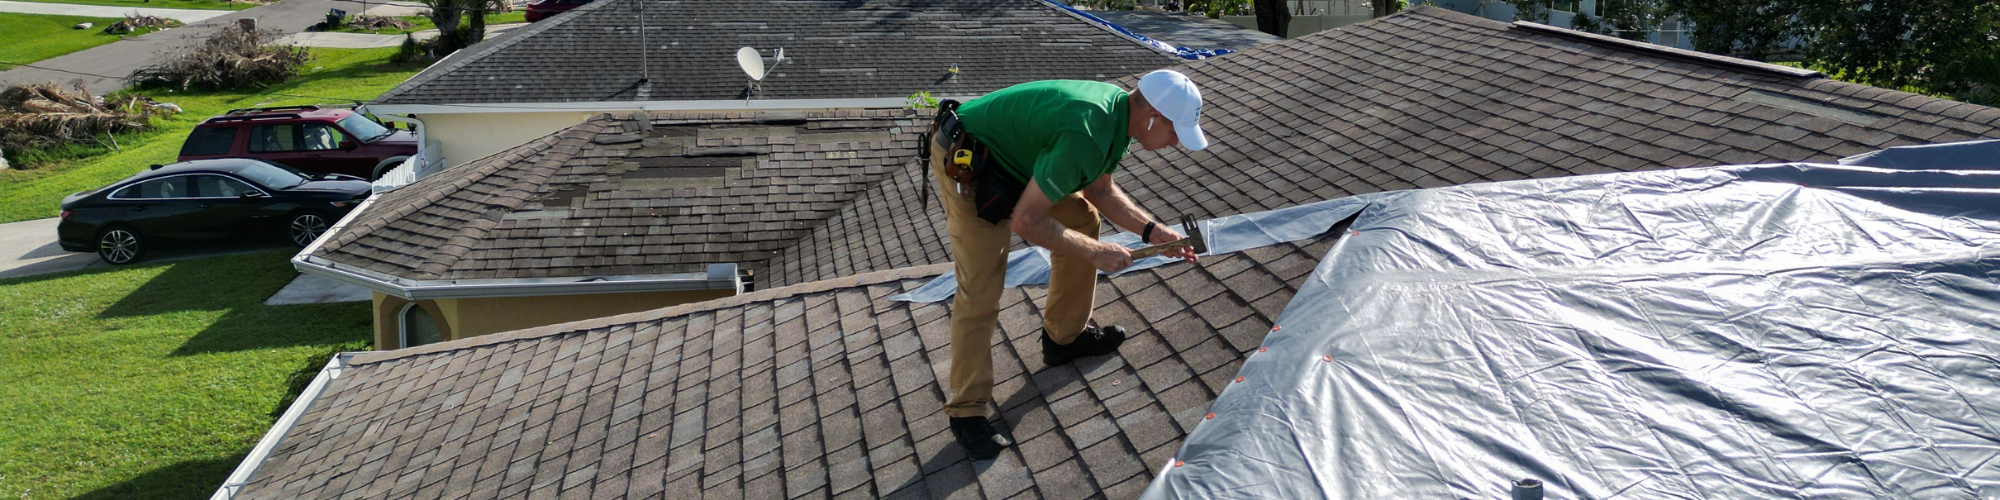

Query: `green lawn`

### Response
(5, 0, 257, 10)
(0, 47, 426, 224)
(0, 13, 133, 66)
(332, 11, 529, 34)
(0, 250, 372, 499)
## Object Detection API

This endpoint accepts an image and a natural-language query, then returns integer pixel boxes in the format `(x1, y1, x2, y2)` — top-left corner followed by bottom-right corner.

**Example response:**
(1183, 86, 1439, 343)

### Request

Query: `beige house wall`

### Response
(369, 288, 735, 349)
(420, 111, 600, 169)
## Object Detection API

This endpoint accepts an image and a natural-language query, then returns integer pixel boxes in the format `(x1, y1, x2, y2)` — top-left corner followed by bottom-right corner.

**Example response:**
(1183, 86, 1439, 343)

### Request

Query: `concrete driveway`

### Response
(0, 217, 288, 279)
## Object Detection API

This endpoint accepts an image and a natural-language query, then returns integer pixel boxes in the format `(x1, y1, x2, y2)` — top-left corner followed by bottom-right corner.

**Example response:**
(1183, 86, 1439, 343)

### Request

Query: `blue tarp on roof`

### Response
(1144, 163, 2000, 499)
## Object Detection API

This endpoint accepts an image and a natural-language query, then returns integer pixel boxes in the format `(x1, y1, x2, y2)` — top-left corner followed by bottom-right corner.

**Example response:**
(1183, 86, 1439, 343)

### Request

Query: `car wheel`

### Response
(287, 212, 330, 247)
(97, 227, 144, 265)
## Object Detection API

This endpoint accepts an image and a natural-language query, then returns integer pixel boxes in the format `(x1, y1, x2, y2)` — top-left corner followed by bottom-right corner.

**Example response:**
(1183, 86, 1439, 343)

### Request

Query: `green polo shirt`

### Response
(956, 80, 1132, 202)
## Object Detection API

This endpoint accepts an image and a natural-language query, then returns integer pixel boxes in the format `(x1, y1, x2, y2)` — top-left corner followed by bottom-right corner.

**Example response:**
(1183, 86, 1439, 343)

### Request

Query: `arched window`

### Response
(399, 302, 443, 348)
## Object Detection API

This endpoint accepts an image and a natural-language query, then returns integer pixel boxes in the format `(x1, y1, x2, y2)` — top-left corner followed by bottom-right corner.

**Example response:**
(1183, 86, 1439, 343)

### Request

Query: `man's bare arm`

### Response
(1080, 175, 1153, 235)
(1010, 182, 1131, 272)
(1081, 175, 1197, 262)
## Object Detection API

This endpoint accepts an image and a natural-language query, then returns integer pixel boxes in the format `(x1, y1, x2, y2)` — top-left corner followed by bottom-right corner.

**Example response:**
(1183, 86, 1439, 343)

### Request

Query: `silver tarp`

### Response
(1143, 163, 2000, 499)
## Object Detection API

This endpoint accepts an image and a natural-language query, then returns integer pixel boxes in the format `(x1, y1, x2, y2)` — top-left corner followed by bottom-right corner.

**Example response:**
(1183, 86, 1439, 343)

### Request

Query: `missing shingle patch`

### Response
(1734, 89, 1886, 126)
(503, 209, 571, 220)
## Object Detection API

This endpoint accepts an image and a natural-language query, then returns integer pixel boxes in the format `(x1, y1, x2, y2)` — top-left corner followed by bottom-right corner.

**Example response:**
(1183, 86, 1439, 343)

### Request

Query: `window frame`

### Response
(106, 175, 194, 200)
(180, 125, 241, 157)
(186, 173, 273, 199)
(247, 123, 305, 153)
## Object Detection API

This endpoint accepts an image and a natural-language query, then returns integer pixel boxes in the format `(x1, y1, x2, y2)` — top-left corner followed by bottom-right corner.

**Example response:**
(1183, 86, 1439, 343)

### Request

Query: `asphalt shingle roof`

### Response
(371, 0, 1185, 105)
(761, 5, 2000, 287)
(239, 229, 1341, 499)
(309, 110, 922, 281)
(248, 8, 2000, 497)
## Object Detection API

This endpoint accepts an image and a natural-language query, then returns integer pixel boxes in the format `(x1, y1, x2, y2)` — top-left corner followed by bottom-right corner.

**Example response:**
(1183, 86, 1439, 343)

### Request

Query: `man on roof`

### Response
(926, 69, 1208, 459)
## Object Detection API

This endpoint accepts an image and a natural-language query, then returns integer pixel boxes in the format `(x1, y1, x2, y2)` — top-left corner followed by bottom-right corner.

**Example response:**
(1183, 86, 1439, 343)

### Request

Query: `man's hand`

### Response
(1090, 242, 1134, 273)
(1147, 225, 1199, 263)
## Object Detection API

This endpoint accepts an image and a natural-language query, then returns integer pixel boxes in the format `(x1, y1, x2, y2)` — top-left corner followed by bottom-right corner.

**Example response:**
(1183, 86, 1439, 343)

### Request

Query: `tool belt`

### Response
(921, 100, 1026, 224)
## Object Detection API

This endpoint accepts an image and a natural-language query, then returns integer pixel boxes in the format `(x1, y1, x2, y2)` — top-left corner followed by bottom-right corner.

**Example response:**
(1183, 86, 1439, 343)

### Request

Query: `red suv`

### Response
(177, 106, 420, 180)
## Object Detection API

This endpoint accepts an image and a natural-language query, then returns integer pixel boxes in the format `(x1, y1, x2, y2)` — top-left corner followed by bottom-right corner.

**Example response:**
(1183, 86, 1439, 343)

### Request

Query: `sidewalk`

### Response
(0, 0, 343, 94)
(0, 0, 230, 22)
(275, 21, 526, 48)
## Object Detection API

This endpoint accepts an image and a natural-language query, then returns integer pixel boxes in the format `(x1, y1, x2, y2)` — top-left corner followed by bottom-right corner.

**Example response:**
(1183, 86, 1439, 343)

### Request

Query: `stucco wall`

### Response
(370, 289, 733, 349)
(436, 289, 736, 341)
(419, 111, 600, 169)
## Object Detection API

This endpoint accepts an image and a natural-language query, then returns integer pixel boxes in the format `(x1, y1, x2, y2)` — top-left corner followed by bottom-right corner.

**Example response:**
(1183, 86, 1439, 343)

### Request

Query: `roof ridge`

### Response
(372, 0, 628, 104)
(312, 124, 571, 263)
(406, 113, 628, 278)
(345, 261, 953, 366)
(1507, 20, 1822, 80)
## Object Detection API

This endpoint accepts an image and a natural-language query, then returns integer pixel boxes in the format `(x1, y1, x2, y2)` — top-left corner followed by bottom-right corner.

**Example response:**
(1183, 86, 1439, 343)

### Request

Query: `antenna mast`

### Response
(638, 0, 649, 82)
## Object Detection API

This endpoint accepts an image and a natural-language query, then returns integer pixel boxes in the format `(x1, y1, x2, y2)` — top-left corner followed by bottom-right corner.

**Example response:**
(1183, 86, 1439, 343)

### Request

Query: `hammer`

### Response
(1128, 215, 1208, 259)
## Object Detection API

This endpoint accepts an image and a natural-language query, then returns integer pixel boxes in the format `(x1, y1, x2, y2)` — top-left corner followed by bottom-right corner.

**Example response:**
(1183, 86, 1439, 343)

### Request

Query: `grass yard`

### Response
(5, 0, 257, 10)
(0, 13, 133, 66)
(0, 46, 426, 224)
(0, 250, 372, 499)
(332, 11, 529, 34)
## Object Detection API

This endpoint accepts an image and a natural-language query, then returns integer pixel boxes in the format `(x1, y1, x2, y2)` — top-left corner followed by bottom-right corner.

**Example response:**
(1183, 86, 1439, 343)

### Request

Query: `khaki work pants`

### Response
(930, 137, 1101, 418)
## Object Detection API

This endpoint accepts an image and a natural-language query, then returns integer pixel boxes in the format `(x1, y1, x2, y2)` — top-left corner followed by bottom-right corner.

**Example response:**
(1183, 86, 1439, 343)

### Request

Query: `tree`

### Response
(1794, 0, 2000, 99)
(1253, 0, 1289, 38)
(421, 0, 503, 56)
(1371, 0, 1402, 18)
(1504, 0, 1999, 103)
(1659, 0, 1796, 59)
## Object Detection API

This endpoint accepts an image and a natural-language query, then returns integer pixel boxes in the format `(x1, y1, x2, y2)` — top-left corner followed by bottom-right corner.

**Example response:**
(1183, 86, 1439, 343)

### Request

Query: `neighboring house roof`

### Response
(303, 110, 922, 286)
(759, 5, 2000, 287)
(1087, 11, 1284, 52)
(230, 230, 1337, 499)
(370, 0, 1185, 106)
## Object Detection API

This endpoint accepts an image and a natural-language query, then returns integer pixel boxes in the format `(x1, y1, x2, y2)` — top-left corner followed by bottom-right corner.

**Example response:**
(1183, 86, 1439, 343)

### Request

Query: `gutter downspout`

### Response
(358, 107, 437, 184)
(210, 352, 354, 500)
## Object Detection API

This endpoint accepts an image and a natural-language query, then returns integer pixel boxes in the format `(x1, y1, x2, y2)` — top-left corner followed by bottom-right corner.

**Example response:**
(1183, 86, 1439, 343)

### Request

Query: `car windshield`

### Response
(338, 114, 393, 142)
(235, 160, 312, 189)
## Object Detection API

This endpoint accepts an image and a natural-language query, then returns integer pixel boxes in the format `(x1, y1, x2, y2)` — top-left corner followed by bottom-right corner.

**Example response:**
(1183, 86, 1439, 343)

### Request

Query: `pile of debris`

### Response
(345, 14, 416, 32)
(102, 14, 179, 34)
(0, 83, 178, 165)
(129, 27, 309, 90)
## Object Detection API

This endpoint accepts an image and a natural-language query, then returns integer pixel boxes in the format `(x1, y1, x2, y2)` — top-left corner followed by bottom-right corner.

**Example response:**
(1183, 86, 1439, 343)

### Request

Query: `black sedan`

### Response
(58, 158, 372, 264)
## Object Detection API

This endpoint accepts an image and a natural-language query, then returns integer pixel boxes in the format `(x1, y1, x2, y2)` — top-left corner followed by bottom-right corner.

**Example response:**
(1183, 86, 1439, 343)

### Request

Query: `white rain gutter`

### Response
(294, 254, 742, 300)
(211, 352, 354, 500)
(362, 96, 973, 115)
(289, 163, 742, 301)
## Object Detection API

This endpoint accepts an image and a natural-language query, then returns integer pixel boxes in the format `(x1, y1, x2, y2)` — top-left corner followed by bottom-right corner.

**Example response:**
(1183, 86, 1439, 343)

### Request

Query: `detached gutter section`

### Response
(211, 352, 354, 500)
(290, 197, 744, 300)
(295, 255, 743, 300)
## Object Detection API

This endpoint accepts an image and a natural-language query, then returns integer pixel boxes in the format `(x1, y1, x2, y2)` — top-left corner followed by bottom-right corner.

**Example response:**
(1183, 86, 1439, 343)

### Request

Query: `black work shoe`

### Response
(949, 416, 1011, 460)
(1042, 325, 1128, 367)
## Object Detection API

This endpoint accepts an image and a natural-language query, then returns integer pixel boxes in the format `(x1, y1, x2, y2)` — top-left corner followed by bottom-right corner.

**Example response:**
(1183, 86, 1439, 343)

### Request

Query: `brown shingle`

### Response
(759, 6, 2000, 289)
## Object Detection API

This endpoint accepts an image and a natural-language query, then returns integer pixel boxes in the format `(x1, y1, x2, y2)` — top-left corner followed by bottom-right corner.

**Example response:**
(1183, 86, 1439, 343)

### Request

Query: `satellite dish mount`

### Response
(737, 46, 785, 98)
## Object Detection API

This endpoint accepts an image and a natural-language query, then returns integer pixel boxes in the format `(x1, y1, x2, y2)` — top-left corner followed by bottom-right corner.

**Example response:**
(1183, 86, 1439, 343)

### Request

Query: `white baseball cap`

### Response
(1136, 69, 1209, 151)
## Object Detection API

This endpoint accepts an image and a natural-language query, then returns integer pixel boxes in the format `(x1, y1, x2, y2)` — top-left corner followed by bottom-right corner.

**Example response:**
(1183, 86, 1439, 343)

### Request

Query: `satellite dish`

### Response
(737, 47, 766, 81)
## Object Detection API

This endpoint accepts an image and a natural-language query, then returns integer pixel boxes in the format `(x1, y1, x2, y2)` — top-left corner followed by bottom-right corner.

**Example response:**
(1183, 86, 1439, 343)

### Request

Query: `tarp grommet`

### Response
(1174, 460, 1185, 467)
(1234, 376, 1245, 383)
(1205, 412, 1215, 419)
(1321, 355, 1333, 362)
(1258, 347, 1268, 353)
